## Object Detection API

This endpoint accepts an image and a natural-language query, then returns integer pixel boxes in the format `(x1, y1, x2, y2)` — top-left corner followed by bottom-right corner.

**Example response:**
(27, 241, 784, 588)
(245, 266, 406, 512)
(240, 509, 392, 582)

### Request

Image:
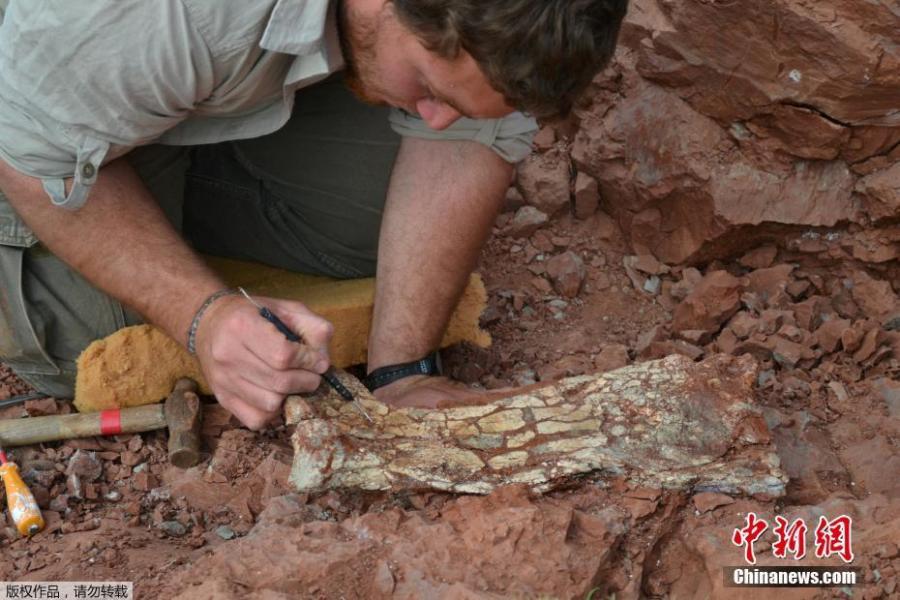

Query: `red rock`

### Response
(714, 328, 739, 355)
(726, 312, 760, 340)
(23, 397, 58, 416)
(745, 264, 795, 308)
(630, 253, 668, 275)
(532, 126, 556, 152)
(856, 162, 900, 222)
(621, 497, 658, 520)
(758, 309, 795, 335)
(121, 451, 142, 467)
(503, 186, 526, 213)
(531, 277, 553, 295)
(871, 377, 900, 418)
(531, 230, 555, 253)
(669, 267, 703, 300)
(677, 329, 710, 345)
(573, 172, 599, 219)
(850, 270, 899, 320)
(841, 324, 865, 354)
(692, 492, 734, 513)
(792, 296, 829, 331)
(770, 335, 816, 369)
(772, 419, 849, 504)
(839, 436, 900, 497)
(545, 251, 586, 298)
(132, 471, 157, 492)
(504, 206, 549, 238)
(785, 279, 810, 300)
(66, 450, 102, 482)
(672, 270, 743, 334)
(738, 245, 777, 270)
(813, 318, 850, 353)
(644, 340, 705, 361)
(515, 148, 571, 216)
(852, 327, 881, 363)
(593, 345, 630, 373)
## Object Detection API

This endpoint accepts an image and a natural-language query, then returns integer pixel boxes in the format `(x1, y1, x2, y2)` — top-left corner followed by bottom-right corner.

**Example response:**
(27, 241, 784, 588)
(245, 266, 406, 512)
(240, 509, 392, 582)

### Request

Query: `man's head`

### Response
(339, 0, 628, 130)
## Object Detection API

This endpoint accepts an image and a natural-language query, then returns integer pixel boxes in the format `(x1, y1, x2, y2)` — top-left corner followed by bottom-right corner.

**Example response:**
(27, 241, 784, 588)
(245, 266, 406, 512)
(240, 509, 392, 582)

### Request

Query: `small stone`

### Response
(132, 471, 157, 492)
(215, 525, 236, 540)
(532, 126, 556, 151)
(23, 397, 59, 416)
(745, 264, 795, 307)
(852, 327, 881, 363)
(692, 492, 734, 513)
(727, 312, 761, 340)
(757, 369, 776, 388)
(66, 450, 102, 482)
(545, 251, 586, 298)
(504, 206, 549, 238)
(813, 319, 850, 353)
(121, 451, 142, 467)
(503, 186, 526, 213)
(593, 344, 629, 373)
(841, 325, 864, 354)
(643, 276, 661, 295)
(738, 245, 778, 270)
(574, 172, 599, 219)
(159, 520, 187, 537)
(672, 270, 743, 334)
(49, 495, 70, 513)
(104, 490, 121, 502)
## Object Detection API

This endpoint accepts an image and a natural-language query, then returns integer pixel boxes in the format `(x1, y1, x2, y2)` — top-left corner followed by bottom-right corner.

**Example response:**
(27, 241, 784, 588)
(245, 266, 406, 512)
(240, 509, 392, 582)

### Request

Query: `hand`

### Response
(193, 294, 334, 429)
(372, 375, 510, 409)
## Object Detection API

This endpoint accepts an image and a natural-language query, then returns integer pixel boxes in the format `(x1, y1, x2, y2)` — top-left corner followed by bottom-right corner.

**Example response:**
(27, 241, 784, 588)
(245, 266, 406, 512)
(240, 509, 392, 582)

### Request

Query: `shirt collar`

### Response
(260, 0, 334, 56)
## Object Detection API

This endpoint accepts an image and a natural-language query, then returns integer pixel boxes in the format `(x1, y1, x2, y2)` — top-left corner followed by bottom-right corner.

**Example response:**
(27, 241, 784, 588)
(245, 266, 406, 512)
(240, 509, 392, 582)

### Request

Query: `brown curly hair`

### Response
(390, 0, 629, 120)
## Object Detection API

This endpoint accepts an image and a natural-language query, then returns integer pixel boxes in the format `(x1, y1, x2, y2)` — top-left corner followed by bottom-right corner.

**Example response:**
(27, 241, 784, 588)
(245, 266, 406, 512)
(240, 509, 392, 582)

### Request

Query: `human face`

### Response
(339, 1, 515, 130)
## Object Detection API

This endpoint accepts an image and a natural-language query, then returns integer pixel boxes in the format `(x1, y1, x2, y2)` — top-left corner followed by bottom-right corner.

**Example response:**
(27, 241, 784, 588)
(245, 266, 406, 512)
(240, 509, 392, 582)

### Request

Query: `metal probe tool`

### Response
(238, 288, 373, 423)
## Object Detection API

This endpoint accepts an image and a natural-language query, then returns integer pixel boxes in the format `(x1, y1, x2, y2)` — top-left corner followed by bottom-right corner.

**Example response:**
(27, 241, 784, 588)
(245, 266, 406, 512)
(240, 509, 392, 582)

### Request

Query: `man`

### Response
(0, 0, 627, 429)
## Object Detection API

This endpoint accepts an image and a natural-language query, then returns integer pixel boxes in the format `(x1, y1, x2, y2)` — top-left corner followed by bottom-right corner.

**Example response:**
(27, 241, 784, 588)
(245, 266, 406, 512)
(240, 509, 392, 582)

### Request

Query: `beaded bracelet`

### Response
(186, 288, 240, 355)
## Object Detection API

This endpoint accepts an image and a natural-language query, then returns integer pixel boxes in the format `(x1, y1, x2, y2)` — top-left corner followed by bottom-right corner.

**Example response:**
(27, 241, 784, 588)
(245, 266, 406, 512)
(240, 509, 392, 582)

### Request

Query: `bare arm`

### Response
(0, 157, 331, 428)
(368, 137, 513, 405)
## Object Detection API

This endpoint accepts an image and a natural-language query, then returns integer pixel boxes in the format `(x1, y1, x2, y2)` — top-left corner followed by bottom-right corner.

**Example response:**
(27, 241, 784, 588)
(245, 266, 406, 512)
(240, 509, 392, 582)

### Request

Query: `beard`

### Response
(337, 1, 389, 106)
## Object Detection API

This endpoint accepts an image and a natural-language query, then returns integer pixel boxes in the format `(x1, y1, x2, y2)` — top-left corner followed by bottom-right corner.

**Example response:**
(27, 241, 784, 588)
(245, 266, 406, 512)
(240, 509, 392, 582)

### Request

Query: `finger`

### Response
(267, 300, 334, 352)
(240, 365, 323, 397)
(247, 332, 328, 373)
(236, 376, 289, 414)
(216, 392, 278, 431)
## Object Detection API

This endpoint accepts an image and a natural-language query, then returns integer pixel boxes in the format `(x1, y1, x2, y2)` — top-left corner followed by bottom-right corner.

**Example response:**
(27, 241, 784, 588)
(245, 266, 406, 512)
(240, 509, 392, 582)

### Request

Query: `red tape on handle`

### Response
(99, 410, 122, 436)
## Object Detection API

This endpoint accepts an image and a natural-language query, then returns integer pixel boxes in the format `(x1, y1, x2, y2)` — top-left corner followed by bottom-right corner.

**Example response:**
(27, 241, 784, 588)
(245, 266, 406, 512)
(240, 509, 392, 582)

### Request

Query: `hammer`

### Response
(0, 378, 203, 469)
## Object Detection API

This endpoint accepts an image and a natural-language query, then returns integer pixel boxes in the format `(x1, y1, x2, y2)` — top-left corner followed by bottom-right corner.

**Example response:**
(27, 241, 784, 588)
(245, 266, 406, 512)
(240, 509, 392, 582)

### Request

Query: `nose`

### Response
(415, 98, 462, 131)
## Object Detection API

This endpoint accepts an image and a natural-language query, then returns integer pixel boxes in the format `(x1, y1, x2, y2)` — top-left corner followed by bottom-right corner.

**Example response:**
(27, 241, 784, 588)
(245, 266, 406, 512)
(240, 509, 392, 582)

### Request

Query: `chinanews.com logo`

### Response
(725, 512, 860, 588)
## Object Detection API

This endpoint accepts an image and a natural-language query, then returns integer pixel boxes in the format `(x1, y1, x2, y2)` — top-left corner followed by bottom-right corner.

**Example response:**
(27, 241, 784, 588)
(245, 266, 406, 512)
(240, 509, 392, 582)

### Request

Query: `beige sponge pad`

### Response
(75, 258, 491, 412)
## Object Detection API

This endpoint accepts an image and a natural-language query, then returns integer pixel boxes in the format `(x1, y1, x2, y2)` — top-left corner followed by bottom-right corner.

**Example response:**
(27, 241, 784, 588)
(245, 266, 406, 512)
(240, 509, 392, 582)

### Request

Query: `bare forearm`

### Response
(368, 138, 513, 368)
(0, 157, 223, 343)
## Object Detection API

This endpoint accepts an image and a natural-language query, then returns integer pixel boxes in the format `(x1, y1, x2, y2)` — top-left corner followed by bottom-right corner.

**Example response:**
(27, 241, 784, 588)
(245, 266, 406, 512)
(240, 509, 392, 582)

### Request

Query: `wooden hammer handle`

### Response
(0, 404, 165, 447)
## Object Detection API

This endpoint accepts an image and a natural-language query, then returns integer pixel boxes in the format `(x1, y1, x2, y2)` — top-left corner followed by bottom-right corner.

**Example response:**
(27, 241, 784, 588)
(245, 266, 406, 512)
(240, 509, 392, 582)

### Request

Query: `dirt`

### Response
(1, 0, 898, 597)
(0, 194, 896, 597)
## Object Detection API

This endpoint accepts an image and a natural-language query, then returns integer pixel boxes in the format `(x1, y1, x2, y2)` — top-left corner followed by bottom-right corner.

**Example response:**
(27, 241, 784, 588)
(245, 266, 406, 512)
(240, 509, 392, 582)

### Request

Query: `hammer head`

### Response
(164, 378, 203, 468)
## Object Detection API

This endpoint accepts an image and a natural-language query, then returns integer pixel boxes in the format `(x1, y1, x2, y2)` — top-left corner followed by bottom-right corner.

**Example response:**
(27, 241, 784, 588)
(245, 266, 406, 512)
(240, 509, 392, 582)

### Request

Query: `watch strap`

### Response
(363, 352, 442, 392)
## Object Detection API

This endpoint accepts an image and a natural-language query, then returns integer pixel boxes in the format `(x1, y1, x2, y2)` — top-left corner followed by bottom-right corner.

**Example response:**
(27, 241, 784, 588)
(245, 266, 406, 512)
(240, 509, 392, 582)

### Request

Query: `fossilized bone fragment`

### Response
(285, 354, 786, 496)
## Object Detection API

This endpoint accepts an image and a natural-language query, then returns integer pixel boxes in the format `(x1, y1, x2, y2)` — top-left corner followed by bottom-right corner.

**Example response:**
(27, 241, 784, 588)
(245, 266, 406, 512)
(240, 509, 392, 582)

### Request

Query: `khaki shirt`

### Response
(0, 0, 537, 212)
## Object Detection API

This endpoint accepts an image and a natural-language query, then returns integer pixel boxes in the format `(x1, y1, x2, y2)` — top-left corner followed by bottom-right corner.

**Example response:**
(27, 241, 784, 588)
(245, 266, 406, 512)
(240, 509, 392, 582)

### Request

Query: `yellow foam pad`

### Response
(74, 258, 490, 412)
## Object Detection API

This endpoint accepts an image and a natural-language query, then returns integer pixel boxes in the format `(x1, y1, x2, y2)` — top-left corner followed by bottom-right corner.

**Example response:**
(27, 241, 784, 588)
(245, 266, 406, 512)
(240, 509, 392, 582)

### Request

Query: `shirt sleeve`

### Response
(0, 0, 213, 210)
(388, 109, 538, 164)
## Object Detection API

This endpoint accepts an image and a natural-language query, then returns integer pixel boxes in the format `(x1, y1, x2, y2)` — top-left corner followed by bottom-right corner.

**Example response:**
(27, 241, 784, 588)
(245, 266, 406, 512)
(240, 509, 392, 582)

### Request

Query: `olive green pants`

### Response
(0, 76, 401, 396)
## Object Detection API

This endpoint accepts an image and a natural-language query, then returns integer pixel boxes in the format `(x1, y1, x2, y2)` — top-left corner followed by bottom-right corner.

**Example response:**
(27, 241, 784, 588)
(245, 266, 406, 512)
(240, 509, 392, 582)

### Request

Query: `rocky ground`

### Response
(1, 0, 898, 597)
(0, 192, 896, 598)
